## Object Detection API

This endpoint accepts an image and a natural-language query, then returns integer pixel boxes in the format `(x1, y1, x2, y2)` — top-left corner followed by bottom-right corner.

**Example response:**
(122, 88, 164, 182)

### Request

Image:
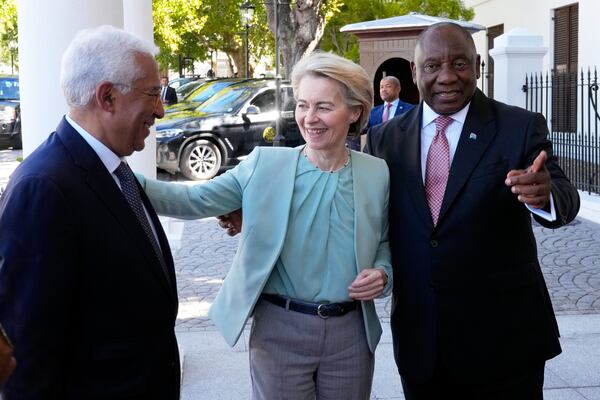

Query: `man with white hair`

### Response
(0, 25, 180, 399)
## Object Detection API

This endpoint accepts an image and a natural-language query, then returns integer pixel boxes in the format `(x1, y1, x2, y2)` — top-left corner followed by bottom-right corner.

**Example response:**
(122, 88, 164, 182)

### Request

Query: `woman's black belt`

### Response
(260, 293, 357, 319)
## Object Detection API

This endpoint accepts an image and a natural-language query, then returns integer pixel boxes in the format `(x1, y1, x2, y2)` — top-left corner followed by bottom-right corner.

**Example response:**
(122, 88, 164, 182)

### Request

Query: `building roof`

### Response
(340, 12, 486, 34)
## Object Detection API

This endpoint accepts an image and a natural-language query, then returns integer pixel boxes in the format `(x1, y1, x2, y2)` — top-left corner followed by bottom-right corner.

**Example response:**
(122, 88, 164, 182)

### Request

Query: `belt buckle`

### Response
(317, 304, 329, 319)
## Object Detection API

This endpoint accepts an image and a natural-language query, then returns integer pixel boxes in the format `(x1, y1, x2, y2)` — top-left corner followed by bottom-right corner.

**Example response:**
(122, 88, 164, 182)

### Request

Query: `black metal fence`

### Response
(523, 68, 600, 194)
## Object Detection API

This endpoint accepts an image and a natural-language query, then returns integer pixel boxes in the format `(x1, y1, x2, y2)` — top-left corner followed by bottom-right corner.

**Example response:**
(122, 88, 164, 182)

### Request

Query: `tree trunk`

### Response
(229, 51, 244, 77)
(265, 0, 327, 79)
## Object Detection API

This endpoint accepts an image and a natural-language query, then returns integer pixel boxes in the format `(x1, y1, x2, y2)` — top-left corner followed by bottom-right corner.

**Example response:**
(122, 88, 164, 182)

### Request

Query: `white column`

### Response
(17, 0, 123, 157)
(489, 28, 547, 109)
(123, 0, 157, 179)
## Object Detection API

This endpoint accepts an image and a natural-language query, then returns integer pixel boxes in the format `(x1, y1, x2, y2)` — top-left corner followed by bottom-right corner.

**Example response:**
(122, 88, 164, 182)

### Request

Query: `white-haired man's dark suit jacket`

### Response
(0, 118, 180, 399)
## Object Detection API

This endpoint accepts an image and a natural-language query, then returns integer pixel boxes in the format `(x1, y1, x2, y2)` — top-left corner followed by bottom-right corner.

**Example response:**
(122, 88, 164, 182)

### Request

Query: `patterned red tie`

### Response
(382, 102, 392, 122)
(425, 116, 453, 226)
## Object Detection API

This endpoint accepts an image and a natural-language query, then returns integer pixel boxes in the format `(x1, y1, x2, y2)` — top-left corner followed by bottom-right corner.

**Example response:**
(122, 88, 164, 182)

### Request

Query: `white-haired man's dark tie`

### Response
(114, 162, 172, 287)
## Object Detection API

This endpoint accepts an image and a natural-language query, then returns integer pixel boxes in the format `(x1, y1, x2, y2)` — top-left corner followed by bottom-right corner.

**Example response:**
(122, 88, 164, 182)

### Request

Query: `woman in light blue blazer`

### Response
(139, 52, 392, 400)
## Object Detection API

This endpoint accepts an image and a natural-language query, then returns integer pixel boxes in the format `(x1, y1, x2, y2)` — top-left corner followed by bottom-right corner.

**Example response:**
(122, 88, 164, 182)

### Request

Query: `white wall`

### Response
(17, 0, 123, 156)
(123, 0, 156, 178)
(578, 1, 600, 71)
(465, 0, 600, 75)
(18, 0, 158, 177)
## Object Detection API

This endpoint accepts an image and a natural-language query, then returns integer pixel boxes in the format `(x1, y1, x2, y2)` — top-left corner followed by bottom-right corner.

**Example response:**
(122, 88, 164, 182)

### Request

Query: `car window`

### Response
(176, 81, 203, 98)
(251, 90, 275, 112)
(0, 78, 19, 100)
(198, 85, 256, 114)
(188, 81, 236, 103)
(168, 78, 192, 90)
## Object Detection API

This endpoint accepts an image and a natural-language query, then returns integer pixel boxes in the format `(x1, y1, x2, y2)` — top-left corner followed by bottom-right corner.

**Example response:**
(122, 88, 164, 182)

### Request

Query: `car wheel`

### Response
(179, 139, 222, 180)
(12, 134, 22, 150)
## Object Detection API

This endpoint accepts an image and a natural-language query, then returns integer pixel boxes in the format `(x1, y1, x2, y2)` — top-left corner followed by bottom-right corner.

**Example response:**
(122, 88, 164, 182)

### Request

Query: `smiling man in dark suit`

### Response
(0, 25, 180, 399)
(365, 22, 579, 399)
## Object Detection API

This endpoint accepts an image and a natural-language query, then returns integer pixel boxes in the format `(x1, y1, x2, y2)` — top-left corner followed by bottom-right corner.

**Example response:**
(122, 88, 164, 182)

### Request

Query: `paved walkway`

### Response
(173, 217, 600, 333)
(171, 204, 600, 399)
(1, 150, 599, 399)
(0, 149, 21, 190)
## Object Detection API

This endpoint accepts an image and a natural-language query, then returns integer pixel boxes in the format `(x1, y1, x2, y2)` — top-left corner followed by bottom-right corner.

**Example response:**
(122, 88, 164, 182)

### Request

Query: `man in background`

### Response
(161, 76, 178, 105)
(0, 25, 180, 399)
(369, 76, 414, 127)
(347, 75, 414, 150)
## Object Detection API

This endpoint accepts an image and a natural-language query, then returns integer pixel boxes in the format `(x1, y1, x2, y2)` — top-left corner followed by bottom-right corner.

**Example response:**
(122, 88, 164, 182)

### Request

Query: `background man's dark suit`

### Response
(162, 85, 178, 105)
(368, 99, 414, 127)
(365, 88, 579, 385)
(0, 118, 180, 399)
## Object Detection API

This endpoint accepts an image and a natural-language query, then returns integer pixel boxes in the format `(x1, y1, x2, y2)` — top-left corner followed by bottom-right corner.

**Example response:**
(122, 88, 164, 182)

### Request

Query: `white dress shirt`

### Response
(65, 115, 164, 244)
(384, 99, 400, 121)
(419, 102, 556, 221)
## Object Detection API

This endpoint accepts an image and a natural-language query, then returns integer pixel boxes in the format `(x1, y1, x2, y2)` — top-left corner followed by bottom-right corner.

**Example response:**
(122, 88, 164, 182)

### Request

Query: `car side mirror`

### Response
(242, 105, 261, 123)
(245, 105, 260, 115)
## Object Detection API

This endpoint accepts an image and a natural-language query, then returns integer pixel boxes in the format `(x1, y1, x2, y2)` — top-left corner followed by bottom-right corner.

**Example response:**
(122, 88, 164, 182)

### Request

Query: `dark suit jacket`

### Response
(346, 99, 416, 151)
(0, 118, 180, 399)
(365, 89, 579, 384)
(163, 86, 178, 105)
(368, 99, 415, 127)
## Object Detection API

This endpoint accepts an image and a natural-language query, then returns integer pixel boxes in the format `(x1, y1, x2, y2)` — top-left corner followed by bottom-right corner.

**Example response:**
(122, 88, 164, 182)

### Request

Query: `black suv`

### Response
(0, 75, 21, 149)
(156, 79, 303, 180)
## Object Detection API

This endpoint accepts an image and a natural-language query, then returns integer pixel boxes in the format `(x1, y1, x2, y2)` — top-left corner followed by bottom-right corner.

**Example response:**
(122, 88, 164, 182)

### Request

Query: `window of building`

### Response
(553, 3, 578, 133)
(486, 24, 504, 99)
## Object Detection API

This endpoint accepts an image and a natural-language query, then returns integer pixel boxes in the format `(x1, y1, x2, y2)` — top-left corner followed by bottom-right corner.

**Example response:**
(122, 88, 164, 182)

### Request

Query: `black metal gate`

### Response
(523, 69, 600, 194)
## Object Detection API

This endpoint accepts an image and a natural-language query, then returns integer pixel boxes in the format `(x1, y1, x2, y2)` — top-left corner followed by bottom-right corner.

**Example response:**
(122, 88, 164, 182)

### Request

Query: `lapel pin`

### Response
(469, 133, 477, 140)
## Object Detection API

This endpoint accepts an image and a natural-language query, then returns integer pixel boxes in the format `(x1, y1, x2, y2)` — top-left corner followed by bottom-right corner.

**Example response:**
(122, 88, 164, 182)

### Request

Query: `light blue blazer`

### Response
(140, 146, 392, 352)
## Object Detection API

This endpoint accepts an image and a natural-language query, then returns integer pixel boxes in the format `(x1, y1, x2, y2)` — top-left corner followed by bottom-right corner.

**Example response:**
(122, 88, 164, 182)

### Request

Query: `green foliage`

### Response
(0, 0, 18, 72)
(152, 0, 474, 75)
(153, 0, 210, 71)
(320, 0, 474, 62)
(153, 0, 273, 75)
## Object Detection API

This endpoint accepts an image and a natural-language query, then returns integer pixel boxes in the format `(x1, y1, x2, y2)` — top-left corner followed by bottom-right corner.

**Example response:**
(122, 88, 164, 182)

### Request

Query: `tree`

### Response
(152, 0, 210, 73)
(0, 0, 18, 73)
(265, 0, 343, 79)
(152, 0, 474, 80)
(152, 0, 273, 77)
(320, 0, 475, 62)
(200, 1, 273, 78)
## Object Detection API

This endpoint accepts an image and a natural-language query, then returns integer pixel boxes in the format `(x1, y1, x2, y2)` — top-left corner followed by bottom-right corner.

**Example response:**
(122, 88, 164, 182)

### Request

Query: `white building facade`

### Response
(465, 0, 597, 93)
(466, 0, 600, 193)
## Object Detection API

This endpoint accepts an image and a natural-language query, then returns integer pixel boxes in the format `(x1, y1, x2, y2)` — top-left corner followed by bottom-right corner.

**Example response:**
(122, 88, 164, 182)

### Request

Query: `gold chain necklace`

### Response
(303, 146, 351, 173)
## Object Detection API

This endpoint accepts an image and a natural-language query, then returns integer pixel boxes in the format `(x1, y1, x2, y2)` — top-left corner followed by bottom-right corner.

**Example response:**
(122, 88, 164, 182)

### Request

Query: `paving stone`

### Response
(169, 206, 600, 331)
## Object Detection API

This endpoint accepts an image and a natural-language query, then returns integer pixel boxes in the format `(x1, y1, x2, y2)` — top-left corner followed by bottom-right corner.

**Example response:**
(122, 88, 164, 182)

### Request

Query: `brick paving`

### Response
(534, 218, 600, 314)
(173, 213, 600, 332)
(0, 149, 21, 190)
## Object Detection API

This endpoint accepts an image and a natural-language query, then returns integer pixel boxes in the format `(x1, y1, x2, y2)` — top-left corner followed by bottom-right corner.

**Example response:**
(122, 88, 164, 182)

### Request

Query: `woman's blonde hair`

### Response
(291, 51, 373, 136)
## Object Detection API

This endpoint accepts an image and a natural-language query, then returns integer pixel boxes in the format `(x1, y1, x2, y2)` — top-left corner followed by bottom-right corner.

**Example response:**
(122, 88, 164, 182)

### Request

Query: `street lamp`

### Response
(271, 0, 285, 147)
(239, 1, 255, 79)
(8, 40, 17, 75)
